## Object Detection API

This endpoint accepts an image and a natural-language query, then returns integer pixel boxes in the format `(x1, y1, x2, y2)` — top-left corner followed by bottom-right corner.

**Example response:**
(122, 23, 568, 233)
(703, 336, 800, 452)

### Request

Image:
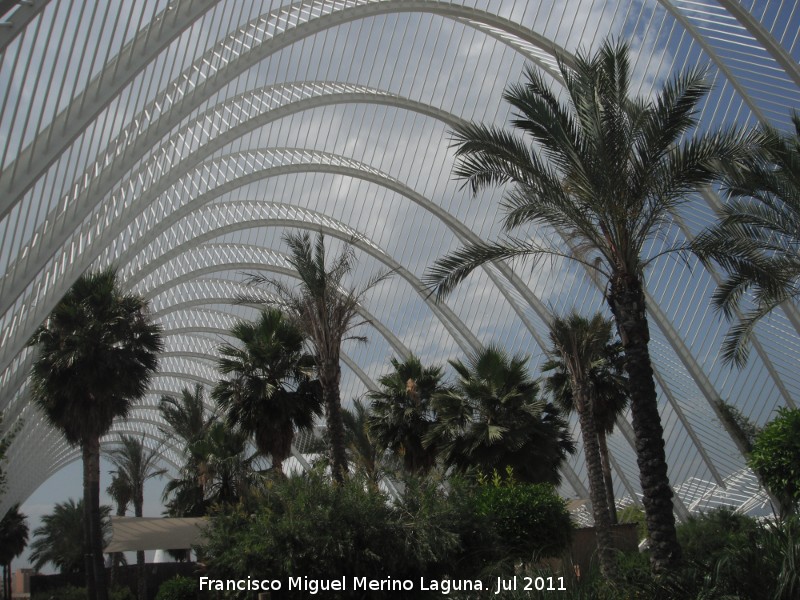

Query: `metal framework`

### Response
(1, 0, 798, 518)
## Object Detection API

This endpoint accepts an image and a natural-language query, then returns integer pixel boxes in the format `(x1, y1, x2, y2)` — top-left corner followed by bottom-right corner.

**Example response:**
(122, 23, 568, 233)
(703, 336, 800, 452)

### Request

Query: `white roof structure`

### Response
(0, 0, 798, 518)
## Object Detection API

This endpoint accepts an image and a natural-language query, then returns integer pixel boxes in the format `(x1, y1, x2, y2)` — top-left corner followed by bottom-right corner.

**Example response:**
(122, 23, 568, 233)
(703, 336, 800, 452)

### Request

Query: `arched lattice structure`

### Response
(1, 0, 798, 517)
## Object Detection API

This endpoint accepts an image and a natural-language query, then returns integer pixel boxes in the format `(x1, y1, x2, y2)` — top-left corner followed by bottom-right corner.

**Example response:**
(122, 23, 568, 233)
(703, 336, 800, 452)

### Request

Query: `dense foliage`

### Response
(748, 408, 800, 516)
(155, 576, 204, 600)
(202, 471, 573, 598)
(471, 470, 572, 567)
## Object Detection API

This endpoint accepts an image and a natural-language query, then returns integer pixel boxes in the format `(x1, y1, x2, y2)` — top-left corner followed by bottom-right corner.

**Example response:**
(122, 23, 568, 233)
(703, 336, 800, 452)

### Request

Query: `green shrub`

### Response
(32, 585, 135, 600)
(31, 585, 88, 600)
(156, 576, 200, 600)
(472, 470, 572, 564)
(203, 472, 423, 599)
(677, 507, 758, 569)
(749, 407, 800, 516)
(111, 587, 136, 600)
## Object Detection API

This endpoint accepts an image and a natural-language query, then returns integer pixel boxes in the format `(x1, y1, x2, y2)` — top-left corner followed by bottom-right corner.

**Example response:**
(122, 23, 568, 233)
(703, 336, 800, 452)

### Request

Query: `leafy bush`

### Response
(156, 576, 202, 600)
(31, 586, 135, 600)
(204, 472, 426, 599)
(677, 507, 758, 569)
(31, 585, 87, 600)
(749, 408, 800, 515)
(472, 470, 572, 565)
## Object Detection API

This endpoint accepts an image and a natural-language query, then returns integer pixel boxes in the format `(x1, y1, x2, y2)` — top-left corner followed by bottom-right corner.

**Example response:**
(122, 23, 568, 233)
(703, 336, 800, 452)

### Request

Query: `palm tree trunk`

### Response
(597, 432, 618, 524)
(134, 494, 146, 600)
(110, 503, 126, 588)
(82, 444, 98, 600)
(321, 358, 348, 483)
(574, 385, 616, 578)
(608, 273, 681, 572)
(87, 436, 109, 600)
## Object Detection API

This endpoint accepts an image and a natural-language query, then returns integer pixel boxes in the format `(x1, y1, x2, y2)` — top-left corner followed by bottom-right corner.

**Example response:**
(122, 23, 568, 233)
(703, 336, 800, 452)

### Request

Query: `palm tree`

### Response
(692, 112, 800, 366)
(28, 267, 162, 598)
(424, 40, 755, 571)
(542, 315, 629, 524)
(105, 475, 131, 587)
(243, 232, 390, 483)
(543, 312, 629, 576)
(213, 309, 322, 474)
(367, 355, 444, 475)
(189, 420, 261, 507)
(342, 400, 385, 487)
(426, 345, 574, 484)
(29, 499, 111, 575)
(0, 505, 28, 600)
(107, 435, 166, 600)
(160, 384, 215, 449)
(0, 411, 20, 500)
(160, 385, 215, 518)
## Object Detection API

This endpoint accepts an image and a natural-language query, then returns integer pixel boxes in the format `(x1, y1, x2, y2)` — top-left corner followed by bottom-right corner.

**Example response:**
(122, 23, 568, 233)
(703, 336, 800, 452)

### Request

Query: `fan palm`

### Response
(342, 400, 385, 487)
(213, 309, 322, 474)
(543, 312, 629, 576)
(0, 505, 27, 600)
(29, 499, 111, 575)
(28, 267, 162, 598)
(105, 476, 131, 587)
(160, 385, 215, 518)
(425, 40, 755, 571)
(367, 355, 444, 475)
(189, 420, 261, 507)
(107, 435, 166, 600)
(242, 232, 390, 483)
(426, 346, 574, 484)
(542, 320, 628, 525)
(692, 112, 800, 366)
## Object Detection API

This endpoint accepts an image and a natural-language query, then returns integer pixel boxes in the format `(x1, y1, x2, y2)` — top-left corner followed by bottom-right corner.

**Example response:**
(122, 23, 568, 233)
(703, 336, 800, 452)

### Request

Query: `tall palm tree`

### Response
(105, 475, 131, 587)
(367, 355, 444, 475)
(213, 309, 322, 474)
(543, 312, 628, 576)
(243, 232, 390, 483)
(28, 267, 162, 598)
(424, 40, 755, 571)
(160, 385, 215, 518)
(692, 112, 800, 366)
(342, 400, 385, 487)
(0, 505, 28, 600)
(0, 411, 20, 499)
(107, 435, 166, 600)
(426, 345, 574, 484)
(542, 316, 629, 524)
(29, 499, 111, 575)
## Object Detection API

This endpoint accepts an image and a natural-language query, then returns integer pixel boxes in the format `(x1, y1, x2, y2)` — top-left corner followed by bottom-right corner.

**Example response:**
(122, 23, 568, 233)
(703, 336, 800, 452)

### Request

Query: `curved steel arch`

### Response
(0, 0, 216, 216)
(136, 241, 481, 356)
(123, 204, 484, 353)
(0, 0, 569, 224)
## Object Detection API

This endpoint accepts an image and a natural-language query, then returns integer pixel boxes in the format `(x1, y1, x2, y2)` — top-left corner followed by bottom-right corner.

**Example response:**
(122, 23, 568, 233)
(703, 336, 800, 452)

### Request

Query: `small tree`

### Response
(427, 346, 575, 484)
(367, 355, 444, 475)
(0, 505, 28, 600)
(213, 309, 322, 474)
(107, 436, 166, 600)
(242, 233, 390, 483)
(28, 268, 162, 600)
(748, 408, 800, 518)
